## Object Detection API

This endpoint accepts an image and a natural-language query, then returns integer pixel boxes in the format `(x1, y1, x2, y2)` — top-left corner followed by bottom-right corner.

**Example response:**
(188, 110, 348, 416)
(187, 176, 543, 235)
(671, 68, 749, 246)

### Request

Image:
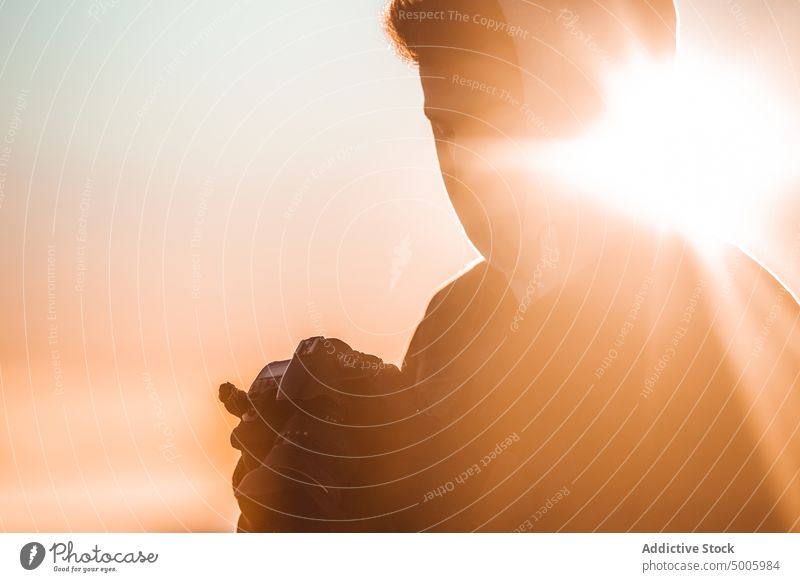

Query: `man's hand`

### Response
(219, 382, 252, 418)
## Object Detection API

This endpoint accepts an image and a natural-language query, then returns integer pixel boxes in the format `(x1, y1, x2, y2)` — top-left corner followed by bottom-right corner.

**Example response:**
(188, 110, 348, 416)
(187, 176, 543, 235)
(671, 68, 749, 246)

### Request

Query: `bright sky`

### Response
(0, 0, 798, 531)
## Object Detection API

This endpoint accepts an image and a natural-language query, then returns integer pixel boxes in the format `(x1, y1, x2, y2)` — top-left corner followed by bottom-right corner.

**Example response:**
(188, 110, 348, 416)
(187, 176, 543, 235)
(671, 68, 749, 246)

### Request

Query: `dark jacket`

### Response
(377, 224, 800, 532)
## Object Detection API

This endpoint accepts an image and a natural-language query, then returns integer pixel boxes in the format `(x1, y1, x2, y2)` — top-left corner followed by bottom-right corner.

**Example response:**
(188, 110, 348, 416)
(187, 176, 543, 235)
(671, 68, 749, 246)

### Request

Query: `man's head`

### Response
(384, 0, 677, 274)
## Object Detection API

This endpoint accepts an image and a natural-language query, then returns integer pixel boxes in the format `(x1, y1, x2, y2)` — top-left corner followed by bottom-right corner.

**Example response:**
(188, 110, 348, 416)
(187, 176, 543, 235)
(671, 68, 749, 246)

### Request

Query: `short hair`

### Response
(383, 0, 677, 66)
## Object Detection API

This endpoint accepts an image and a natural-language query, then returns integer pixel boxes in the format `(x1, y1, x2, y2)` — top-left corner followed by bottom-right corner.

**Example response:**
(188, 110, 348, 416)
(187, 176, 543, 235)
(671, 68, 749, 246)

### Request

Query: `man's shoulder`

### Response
(402, 260, 508, 360)
(428, 260, 487, 303)
(425, 259, 508, 317)
(631, 230, 800, 361)
(402, 260, 499, 378)
(609, 223, 797, 306)
(662, 234, 797, 308)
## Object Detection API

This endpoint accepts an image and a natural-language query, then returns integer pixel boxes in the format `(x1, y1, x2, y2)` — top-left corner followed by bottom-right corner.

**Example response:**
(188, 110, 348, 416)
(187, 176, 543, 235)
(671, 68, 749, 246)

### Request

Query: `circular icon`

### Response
(20, 542, 46, 570)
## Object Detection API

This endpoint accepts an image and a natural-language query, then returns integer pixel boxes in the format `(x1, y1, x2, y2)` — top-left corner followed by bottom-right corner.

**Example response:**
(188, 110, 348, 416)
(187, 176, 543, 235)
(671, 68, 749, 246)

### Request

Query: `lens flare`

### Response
(534, 54, 800, 246)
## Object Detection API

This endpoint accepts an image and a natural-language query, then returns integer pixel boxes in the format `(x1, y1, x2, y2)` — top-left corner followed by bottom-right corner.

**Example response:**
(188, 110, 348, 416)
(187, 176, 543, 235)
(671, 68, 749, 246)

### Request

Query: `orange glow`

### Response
(1, 1, 799, 533)
(533, 54, 800, 244)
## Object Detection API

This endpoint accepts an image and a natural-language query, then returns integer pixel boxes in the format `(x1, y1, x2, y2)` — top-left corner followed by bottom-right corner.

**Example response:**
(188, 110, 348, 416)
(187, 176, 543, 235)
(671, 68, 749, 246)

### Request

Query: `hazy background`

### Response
(0, 0, 798, 531)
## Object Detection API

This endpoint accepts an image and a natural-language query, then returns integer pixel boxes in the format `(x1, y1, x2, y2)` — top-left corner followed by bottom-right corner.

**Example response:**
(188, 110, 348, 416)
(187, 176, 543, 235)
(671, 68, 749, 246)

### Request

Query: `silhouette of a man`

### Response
(371, 0, 800, 532)
(233, 0, 800, 532)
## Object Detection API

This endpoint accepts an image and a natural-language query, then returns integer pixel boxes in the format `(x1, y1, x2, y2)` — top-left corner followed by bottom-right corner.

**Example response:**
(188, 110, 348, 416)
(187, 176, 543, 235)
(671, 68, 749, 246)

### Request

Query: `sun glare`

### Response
(535, 54, 800, 246)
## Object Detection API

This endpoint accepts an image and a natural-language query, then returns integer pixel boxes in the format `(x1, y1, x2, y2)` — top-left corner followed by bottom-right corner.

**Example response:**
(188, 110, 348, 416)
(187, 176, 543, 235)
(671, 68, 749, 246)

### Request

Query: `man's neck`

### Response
(506, 224, 564, 304)
(499, 197, 631, 304)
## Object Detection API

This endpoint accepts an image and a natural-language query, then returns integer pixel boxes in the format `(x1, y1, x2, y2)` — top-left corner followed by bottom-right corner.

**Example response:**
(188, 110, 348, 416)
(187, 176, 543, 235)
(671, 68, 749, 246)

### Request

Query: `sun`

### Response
(533, 53, 800, 247)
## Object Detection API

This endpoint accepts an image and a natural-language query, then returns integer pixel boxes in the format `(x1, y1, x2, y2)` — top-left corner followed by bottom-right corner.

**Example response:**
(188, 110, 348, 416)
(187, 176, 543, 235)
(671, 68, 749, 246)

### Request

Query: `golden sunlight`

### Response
(536, 54, 800, 245)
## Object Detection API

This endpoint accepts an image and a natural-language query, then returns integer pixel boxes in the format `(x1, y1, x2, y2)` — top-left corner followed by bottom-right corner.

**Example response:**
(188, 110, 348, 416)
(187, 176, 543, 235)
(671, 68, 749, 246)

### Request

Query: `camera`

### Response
(219, 336, 406, 531)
